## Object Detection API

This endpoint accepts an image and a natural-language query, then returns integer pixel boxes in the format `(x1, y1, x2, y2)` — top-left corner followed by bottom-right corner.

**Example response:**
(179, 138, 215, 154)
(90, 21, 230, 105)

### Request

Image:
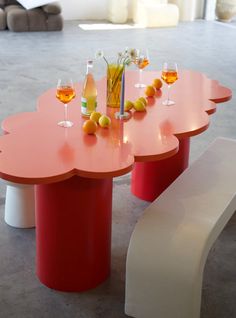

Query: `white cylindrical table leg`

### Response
(4, 183, 35, 228)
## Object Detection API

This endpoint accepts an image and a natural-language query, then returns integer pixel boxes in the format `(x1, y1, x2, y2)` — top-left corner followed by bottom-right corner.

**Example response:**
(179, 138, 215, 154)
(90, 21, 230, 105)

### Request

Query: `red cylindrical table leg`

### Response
(35, 176, 113, 292)
(131, 137, 190, 202)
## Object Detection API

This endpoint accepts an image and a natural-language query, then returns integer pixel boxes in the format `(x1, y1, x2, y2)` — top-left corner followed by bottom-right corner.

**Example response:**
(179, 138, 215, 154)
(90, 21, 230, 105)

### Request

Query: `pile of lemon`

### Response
(125, 97, 147, 112)
(83, 78, 163, 134)
(125, 78, 163, 112)
(83, 112, 111, 135)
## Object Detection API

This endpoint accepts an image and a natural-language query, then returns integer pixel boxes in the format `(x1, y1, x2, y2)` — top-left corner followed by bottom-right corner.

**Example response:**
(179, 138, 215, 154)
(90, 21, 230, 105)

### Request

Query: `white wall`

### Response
(170, 0, 204, 20)
(196, 0, 205, 18)
(59, 0, 107, 20)
(59, 0, 204, 21)
(204, 0, 217, 20)
(59, 0, 134, 20)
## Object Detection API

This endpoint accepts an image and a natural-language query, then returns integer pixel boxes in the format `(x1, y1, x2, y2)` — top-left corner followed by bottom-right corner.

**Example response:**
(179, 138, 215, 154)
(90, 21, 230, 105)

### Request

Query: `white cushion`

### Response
(108, 0, 128, 23)
(16, 0, 56, 10)
(134, 2, 179, 27)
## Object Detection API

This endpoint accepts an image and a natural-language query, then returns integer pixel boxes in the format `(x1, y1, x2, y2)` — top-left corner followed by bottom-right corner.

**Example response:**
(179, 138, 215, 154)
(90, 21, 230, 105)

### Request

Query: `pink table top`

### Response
(0, 70, 232, 184)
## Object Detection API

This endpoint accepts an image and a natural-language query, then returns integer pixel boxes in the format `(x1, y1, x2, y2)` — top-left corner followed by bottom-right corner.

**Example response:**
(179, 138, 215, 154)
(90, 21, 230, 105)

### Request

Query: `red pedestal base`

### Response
(131, 137, 190, 202)
(35, 176, 113, 292)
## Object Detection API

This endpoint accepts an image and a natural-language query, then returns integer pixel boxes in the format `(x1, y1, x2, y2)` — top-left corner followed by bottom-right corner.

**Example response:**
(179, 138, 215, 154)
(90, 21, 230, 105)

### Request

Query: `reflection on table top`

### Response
(0, 70, 232, 184)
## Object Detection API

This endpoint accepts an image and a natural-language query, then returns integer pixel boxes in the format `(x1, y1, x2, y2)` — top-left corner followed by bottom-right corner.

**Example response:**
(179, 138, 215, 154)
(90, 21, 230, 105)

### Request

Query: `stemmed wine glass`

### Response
(161, 62, 178, 106)
(134, 49, 149, 88)
(56, 78, 76, 127)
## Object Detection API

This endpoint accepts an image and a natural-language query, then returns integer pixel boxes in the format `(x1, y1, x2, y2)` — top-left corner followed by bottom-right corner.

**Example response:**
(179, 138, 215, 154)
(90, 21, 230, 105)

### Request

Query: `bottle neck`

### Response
(86, 62, 93, 75)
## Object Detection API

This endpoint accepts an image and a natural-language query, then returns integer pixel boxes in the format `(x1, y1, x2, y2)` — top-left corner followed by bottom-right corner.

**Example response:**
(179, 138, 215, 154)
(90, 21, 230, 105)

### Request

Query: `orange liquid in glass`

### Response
(136, 58, 149, 69)
(161, 70, 178, 85)
(56, 86, 75, 104)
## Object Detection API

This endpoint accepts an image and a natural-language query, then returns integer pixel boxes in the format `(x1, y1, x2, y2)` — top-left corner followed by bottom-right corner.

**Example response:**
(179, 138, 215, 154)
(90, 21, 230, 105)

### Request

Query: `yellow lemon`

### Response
(90, 111, 102, 123)
(152, 78, 163, 90)
(145, 85, 156, 97)
(133, 100, 146, 112)
(83, 119, 97, 135)
(124, 100, 134, 111)
(138, 97, 147, 106)
(98, 115, 111, 128)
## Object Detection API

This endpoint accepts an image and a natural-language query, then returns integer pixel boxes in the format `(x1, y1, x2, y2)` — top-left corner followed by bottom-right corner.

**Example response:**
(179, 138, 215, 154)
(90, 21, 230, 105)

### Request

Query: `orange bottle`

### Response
(81, 60, 97, 117)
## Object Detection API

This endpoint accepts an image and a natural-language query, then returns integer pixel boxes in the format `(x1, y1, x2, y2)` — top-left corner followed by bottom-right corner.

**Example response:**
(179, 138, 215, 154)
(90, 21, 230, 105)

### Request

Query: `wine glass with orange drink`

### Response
(161, 62, 178, 106)
(56, 78, 76, 127)
(134, 49, 149, 88)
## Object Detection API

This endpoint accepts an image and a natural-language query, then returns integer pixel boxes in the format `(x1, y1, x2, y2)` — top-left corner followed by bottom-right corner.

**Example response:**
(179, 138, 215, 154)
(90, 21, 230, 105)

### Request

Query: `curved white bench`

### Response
(125, 137, 236, 318)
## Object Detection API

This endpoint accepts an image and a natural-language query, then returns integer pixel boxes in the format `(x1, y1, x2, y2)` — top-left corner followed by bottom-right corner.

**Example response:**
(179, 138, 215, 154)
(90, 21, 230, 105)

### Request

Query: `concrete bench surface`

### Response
(125, 137, 236, 318)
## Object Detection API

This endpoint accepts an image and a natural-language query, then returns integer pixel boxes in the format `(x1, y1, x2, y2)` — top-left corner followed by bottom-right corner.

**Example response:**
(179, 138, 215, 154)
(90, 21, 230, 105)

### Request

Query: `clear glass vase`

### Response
(107, 63, 124, 107)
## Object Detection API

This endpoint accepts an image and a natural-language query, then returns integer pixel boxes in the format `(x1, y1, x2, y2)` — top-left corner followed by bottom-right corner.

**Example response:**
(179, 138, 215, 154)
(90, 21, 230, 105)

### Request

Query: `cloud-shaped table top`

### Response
(0, 70, 231, 184)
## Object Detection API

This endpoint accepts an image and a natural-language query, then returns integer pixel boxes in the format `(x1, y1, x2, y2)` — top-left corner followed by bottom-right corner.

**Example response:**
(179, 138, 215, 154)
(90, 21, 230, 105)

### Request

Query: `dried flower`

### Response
(95, 49, 104, 59)
(95, 48, 136, 68)
(129, 48, 138, 60)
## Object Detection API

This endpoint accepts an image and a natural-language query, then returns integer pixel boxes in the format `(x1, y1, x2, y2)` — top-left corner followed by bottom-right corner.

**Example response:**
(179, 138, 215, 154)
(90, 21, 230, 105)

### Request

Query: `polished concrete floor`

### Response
(0, 20, 236, 317)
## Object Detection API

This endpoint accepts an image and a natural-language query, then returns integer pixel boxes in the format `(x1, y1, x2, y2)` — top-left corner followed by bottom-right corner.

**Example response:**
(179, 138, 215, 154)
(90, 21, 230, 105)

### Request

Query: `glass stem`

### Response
(139, 69, 143, 85)
(167, 85, 171, 104)
(64, 104, 68, 123)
